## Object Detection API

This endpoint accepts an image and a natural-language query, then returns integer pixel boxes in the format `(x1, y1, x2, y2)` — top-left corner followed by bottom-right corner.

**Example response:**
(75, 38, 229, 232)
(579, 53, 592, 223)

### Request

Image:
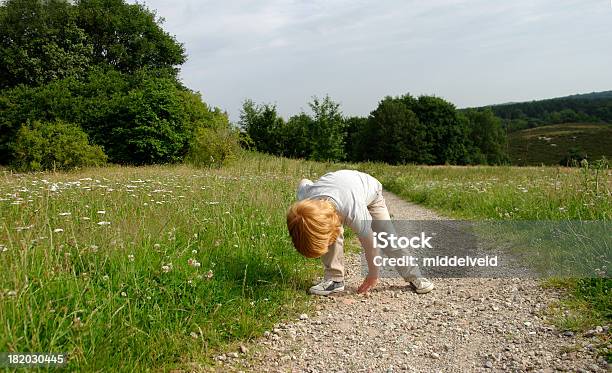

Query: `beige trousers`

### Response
(322, 190, 420, 282)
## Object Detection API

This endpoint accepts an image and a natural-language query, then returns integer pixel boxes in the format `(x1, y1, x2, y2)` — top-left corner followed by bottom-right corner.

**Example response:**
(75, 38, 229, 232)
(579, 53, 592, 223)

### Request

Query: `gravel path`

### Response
(218, 192, 609, 372)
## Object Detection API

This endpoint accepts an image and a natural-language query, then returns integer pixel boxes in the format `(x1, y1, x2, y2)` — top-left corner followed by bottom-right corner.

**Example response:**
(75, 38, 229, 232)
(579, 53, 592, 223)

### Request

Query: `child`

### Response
(286, 170, 434, 295)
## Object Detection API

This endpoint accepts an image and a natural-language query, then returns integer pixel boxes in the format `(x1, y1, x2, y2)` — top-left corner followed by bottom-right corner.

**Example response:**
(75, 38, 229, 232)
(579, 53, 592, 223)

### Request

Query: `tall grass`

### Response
(1, 153, 609, 370)
(358, 160, 611, 331)
(0, 154, 341, 370)
(359, 161, 611, 221)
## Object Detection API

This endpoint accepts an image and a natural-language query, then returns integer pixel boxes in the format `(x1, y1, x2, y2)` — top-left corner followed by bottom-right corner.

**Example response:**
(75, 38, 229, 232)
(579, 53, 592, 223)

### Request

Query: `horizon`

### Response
(134, 0, 612, 121)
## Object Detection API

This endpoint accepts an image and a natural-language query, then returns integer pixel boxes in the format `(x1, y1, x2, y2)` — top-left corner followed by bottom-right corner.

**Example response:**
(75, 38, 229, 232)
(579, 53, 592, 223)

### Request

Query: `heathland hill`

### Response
(508, 122, 612, 165)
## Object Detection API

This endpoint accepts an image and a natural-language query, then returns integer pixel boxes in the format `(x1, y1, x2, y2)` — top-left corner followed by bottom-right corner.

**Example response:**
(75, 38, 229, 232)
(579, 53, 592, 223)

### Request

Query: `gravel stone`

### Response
(223, 191, 606, 372)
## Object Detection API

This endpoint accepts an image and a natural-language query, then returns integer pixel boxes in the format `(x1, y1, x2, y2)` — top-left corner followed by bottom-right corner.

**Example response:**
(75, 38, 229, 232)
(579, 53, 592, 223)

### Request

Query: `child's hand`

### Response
(357, 275, 378, 293)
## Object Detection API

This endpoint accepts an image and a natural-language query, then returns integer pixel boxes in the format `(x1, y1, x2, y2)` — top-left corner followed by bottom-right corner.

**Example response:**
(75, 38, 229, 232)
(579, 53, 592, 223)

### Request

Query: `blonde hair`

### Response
(286, 199, 342, 258)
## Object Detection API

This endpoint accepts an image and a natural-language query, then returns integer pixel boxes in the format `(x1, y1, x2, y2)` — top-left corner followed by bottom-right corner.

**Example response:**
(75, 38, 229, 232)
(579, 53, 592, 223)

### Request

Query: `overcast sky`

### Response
(135, 0, 611, 121)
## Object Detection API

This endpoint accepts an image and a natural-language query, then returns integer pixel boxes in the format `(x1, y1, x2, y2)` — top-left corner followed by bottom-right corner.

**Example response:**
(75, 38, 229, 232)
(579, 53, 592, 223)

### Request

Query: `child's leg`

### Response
(321, 226, 345, 281)
(367, 191, 422, 281)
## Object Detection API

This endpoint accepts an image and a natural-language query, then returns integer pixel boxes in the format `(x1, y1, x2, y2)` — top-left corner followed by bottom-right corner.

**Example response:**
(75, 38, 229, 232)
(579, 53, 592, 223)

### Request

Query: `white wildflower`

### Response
(206, 269, 214, 279)
(97, 210, 106, 214)
(97, 221, 111, 226)
(128, 254, 135, 262)
(15, 224, 34, 232)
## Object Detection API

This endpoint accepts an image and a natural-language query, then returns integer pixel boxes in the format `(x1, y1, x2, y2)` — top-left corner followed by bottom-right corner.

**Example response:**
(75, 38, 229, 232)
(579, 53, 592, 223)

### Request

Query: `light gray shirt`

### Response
(297, 170, 382, 238)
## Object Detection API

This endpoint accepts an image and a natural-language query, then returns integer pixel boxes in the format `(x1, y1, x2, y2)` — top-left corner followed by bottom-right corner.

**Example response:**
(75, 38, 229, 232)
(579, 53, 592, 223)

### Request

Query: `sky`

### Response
(134, 0, 612, 122)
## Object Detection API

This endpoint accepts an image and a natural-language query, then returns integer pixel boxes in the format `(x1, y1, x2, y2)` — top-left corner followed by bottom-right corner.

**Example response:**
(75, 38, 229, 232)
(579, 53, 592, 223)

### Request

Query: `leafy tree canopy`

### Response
(0, 0, 185, 89)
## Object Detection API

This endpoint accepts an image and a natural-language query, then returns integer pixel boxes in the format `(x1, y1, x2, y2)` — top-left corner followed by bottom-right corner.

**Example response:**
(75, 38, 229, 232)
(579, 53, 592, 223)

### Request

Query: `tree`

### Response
(307, 95, 345, 161)
(238, 100, 284, 155)
(0, 0, 219, 167)
(343, 116, 369, 162)
(485, 93, 612, 130)
(364, 97, 431, 164)
(0, 68, 221, 165)
(462, 109, 508, 164)
(402, 94, 468, 164)
(0, 0, 185, 89)
(559, 147, 588, 167)
(282, 113, 312, 159)
(75, 0, 185, 74)
(0, 0, 93, 89)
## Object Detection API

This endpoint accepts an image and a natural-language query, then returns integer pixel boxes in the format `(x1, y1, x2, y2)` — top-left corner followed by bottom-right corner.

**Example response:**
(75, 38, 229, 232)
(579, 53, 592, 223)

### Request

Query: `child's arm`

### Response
(357, 234, 379, 293)
(344, 207, 381, 293)
(359, 234, 379, 276)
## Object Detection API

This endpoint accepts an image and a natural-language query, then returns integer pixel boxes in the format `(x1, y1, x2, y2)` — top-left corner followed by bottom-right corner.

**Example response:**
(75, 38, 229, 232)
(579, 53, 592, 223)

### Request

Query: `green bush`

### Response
(186, 125, 241, 168)
(10, 120, 107, 171)
(0, 68, 220, 165)
(559, 147, 588, 167)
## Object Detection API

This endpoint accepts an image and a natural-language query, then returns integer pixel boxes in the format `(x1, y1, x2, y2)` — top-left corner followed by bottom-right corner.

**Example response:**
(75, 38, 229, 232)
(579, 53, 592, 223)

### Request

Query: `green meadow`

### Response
(360, 160, 611, 333)
(1, 153, 610, 370)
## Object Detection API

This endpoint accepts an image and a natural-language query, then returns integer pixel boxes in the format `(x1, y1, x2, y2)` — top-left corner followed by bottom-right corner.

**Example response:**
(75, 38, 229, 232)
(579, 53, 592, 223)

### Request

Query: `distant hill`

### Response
(471, 90, 612, 132)
(562, 90, 612, 100)
(507, 123, 612, 166)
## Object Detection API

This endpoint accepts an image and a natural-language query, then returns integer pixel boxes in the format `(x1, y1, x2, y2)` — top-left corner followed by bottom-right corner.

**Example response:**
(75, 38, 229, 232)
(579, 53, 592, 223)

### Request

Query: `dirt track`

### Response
(219, 191, 608, 372)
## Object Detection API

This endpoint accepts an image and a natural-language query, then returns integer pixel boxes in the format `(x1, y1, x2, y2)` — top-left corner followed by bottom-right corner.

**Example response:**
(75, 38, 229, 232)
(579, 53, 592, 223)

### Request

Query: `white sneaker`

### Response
(309, 279, 345, 296)
(411, 277, 434, 294)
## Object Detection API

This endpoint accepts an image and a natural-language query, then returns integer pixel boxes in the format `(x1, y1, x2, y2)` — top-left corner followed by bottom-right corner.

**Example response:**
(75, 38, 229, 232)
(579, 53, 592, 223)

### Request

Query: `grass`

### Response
(357, 160, 611, 334)
(0, 153, 346, 371)
(1, 152, 610, 370)
(544, 278, 611, 362)
(508, 122, 612, 166)
(544, 279, 611, 330)
(358, 161, 611, 220)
